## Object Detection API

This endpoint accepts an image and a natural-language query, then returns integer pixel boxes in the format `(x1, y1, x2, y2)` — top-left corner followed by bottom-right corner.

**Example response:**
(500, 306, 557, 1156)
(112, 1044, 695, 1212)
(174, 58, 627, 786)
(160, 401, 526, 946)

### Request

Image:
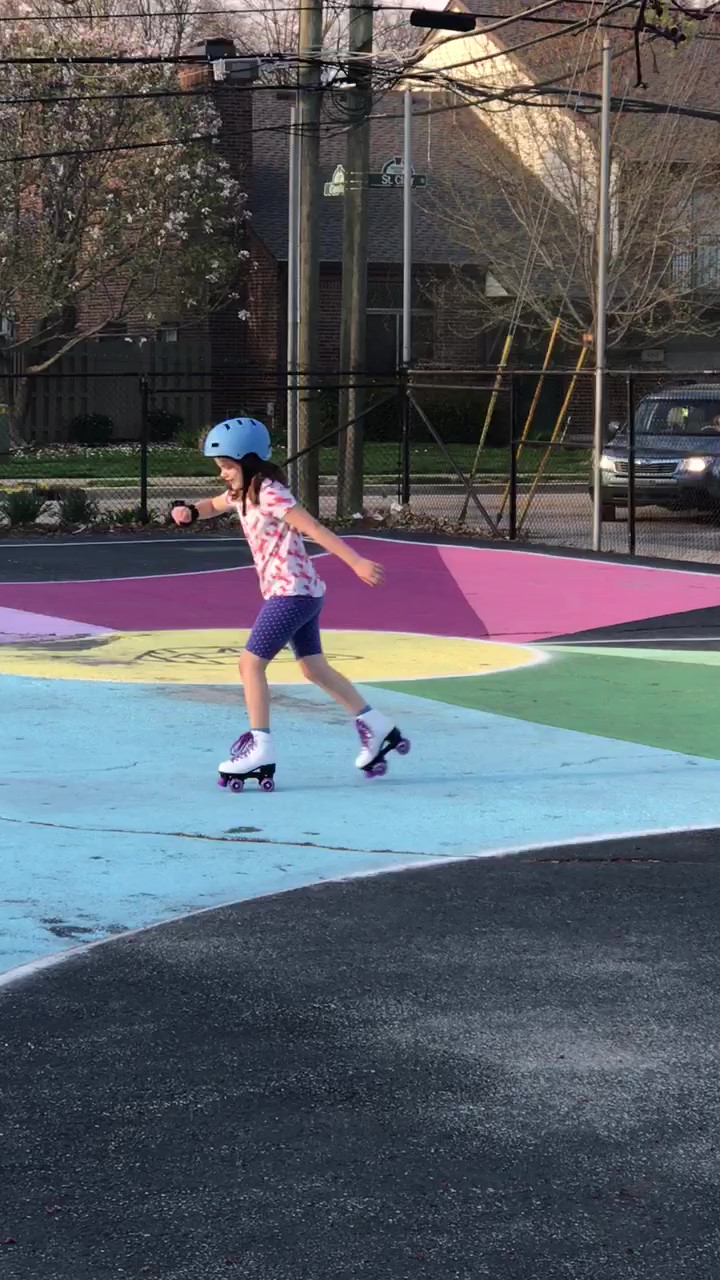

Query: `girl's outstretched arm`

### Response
(284, 505, 384, 587)
(171, 494, 230, 524)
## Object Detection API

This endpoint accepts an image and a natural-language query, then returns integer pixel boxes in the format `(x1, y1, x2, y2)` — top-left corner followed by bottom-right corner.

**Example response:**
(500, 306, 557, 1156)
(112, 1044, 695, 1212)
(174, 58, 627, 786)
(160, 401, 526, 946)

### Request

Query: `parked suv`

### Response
(598, 384, 720, 520)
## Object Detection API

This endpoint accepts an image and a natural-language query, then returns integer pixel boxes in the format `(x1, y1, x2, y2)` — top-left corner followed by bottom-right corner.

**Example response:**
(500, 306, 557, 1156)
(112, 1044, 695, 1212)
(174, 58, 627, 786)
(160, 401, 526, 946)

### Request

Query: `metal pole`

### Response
(139, 376, 149, 523)
(508, 374, 518, 541)
(592, 29, 612, 552)
(297, 0, 323, 514)
(402, 89, 413, 368)
(337, 0, 373, 520)
(286, 101, 300, 493)
(400, 374, 411, 505)
(627, 372, 636, 557)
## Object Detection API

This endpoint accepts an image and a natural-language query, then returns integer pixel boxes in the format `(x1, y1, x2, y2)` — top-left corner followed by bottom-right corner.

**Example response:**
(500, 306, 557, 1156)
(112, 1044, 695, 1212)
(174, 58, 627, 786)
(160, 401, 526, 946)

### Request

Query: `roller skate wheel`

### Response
(217, 776, 228, 788)
(260, 777, 275, 793)
(396, 738, 411, 756)
(366, 760, 388, 779)
(229, 778, 245, 793)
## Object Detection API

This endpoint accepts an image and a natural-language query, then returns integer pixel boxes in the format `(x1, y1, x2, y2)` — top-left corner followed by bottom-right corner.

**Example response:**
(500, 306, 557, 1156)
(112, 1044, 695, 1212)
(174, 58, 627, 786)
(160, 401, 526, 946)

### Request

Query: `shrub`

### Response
(58, 487, 99, 525)
(67, 413, 114, 446)
(145, 408, 184, 443)
(112, 505, 147, 525)
(176, 426, 203, 451)
(0, 487, 44, 524)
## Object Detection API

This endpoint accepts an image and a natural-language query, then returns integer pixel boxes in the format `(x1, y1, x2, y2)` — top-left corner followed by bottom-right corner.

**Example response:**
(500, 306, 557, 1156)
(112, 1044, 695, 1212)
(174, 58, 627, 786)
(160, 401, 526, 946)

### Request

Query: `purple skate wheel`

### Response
(229, 778, 245, 793)
(366, 760, 387, 779)
(217, 776, 228, 788)
(396, 738, 411, 756)
(260, 777, 275, 793)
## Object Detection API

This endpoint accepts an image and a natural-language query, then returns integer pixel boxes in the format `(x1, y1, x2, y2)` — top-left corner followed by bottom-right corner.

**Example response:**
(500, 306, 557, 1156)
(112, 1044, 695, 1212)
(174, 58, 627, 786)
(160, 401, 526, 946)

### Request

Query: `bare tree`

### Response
(5, 0, 207, 56)
(214, 0, 421, 83)
(424, 65, 720, 353)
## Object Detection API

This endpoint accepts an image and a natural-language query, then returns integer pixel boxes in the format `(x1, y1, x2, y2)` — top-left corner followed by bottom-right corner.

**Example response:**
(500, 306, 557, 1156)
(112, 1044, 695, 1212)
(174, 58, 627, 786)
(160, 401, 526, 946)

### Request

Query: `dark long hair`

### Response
(239, 453, 288, 514)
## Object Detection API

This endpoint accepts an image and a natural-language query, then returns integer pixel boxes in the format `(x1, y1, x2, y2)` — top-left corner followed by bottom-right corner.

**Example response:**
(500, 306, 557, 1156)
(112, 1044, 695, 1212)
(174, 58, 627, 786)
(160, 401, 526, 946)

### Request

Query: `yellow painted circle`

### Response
(0, 628, 541, 685)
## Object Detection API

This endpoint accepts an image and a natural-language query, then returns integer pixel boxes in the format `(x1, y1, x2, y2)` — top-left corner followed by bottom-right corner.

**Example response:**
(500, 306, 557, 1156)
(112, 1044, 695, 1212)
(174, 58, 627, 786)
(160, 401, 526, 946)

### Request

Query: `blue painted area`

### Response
(2, 674, 720, 974)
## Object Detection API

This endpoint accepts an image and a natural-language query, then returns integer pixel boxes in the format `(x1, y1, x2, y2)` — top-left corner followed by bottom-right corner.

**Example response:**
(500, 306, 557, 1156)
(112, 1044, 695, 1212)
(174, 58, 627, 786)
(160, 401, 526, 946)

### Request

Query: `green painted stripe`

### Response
(372, 648, 720, 761)
(545, 644, 720, 666)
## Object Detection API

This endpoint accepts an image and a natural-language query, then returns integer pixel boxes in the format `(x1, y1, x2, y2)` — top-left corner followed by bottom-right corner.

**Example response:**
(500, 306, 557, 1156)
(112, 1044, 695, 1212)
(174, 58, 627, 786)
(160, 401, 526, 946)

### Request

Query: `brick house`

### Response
(415, 0, 720, 425)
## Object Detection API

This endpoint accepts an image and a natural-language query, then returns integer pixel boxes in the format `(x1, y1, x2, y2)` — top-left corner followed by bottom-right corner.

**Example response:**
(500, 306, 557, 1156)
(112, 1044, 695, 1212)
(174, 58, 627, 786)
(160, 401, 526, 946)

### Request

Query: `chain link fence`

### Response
(397, 368, 720, 566)
(2, 365, 720, 566)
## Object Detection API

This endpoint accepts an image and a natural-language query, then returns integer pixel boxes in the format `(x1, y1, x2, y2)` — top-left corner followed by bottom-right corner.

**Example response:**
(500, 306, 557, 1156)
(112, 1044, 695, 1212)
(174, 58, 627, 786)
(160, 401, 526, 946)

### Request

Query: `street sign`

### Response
(323, 158, 428, 196)
(323, 164, 346, 197)
(368, 157, 427, 189)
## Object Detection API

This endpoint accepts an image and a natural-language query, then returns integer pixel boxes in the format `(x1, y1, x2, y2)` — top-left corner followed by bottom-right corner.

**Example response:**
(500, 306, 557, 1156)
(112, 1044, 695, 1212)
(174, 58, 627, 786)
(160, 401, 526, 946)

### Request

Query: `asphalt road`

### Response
(1, 830, 719, 1280)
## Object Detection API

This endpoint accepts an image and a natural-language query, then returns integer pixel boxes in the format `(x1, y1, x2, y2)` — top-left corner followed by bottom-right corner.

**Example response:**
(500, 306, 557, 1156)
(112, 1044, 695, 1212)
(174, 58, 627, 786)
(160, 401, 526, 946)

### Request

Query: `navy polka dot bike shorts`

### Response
(246, 595, 324, 662)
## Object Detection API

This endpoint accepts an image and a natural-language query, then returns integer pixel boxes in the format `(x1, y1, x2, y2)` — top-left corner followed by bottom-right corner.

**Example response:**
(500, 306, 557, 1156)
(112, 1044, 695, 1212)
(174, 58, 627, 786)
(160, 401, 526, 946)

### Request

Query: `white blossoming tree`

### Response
(0, 10, 247, 441)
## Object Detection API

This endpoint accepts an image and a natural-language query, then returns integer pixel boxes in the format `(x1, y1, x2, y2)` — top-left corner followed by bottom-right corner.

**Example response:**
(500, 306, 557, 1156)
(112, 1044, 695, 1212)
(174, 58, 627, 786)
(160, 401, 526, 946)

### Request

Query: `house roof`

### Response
(438, 0, 720, 161)
(249, 89, 517, 266)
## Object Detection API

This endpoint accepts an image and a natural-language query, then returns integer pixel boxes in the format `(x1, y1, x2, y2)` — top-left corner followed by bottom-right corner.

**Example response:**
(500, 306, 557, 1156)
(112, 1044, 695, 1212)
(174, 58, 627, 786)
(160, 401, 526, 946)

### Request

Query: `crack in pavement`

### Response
(0, 813, 445, 860)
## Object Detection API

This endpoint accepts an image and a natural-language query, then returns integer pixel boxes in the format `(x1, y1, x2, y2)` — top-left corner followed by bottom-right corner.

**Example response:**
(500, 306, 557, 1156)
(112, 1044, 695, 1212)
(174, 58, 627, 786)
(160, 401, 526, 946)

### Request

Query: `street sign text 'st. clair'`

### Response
(368, 157, 428, 189)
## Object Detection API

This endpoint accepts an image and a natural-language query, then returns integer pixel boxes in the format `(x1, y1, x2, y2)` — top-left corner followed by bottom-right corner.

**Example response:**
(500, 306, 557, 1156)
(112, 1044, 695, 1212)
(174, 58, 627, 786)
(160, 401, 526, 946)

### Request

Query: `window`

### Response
(366, 310, 434, 373)
(637, 396, 720, 436)
(672, 189, 720, 289)
(97, 319, 128, 339)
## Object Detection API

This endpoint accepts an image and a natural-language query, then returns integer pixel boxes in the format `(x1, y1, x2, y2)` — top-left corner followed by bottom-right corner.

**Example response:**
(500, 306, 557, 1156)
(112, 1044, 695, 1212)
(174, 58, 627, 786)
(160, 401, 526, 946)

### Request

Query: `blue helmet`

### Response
(203, 417, 271, 462)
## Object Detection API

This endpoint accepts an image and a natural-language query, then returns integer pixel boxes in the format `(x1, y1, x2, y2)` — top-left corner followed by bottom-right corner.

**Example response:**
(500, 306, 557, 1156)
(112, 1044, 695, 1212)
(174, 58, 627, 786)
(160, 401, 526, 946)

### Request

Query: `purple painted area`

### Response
(0, 606, 109, 643)
(319, 542, 488, 638)
(0, 569, 260, 633)
(3, 540, 720, 643)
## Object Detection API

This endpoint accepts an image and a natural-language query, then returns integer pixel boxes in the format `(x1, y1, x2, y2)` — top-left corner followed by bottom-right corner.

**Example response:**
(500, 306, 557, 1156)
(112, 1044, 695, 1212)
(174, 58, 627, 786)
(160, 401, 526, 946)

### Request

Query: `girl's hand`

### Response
(354, 557, 384, 587)
(171, 504, 193, 526)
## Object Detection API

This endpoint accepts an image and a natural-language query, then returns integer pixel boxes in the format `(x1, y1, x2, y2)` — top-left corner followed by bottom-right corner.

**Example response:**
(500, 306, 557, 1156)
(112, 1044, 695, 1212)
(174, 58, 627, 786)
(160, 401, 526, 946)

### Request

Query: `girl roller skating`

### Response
(171, 417, 410, 791)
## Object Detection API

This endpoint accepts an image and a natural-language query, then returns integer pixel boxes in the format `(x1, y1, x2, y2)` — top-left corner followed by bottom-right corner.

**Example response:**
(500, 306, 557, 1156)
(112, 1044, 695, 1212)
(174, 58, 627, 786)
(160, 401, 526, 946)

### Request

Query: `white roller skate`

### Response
(354, 709, 411, 779)
(218, 731, 277, 793)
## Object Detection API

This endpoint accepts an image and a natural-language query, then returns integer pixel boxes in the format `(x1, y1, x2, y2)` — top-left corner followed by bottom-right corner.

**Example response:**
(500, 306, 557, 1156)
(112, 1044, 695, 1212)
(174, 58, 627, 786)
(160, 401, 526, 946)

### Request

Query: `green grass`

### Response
(0, 443, 591, 482)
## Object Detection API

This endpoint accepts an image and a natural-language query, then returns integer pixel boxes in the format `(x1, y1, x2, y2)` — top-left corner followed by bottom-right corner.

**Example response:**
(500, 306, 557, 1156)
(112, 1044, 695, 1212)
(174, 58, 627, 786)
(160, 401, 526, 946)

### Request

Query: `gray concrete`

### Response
(1, 830, 720, 1279)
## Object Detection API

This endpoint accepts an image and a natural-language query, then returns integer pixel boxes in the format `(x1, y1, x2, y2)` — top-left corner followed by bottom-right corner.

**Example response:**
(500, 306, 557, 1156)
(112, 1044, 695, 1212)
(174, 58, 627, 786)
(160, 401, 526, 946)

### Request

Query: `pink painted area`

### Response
(0, 606, 109, 643)
(0, 544, 487, 638)
(3, 540, 720, 644)
(437, 544, 720, 641)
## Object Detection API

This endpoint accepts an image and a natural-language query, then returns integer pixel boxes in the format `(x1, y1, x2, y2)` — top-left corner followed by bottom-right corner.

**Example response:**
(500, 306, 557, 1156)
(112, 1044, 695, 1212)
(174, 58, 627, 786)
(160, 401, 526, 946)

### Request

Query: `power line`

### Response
(5, 65, 720, 171)
(0, 83, 319, 106)
(0, 1, 434, 19)
(0, 3, 712, 142)
(0, 131, 215, 164)
(2, 0, 717, 16)
(0, 50, 295, 63)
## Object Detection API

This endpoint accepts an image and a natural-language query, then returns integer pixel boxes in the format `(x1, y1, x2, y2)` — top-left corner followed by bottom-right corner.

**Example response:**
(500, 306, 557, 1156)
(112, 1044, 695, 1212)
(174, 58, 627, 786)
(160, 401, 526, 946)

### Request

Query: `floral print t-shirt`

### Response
(226, 479, 325, 600)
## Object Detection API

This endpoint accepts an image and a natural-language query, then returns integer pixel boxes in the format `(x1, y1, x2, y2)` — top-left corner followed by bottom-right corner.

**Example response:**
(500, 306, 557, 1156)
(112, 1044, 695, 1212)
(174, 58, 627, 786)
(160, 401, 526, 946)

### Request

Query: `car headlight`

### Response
(681, 456, 710, 474)
(600, 455, 616, 473)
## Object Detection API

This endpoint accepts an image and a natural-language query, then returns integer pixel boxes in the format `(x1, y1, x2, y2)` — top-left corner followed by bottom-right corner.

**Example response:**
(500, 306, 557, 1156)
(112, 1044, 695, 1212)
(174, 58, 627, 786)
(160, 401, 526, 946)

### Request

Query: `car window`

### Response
(638, 398, 720, 435)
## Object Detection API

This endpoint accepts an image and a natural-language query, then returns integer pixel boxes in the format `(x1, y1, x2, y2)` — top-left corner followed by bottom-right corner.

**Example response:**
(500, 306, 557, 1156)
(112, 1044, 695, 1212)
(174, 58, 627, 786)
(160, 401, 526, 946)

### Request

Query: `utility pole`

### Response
(402, 88, 413, 371)
(592, 27, 612, 552)
(399, 89, 413, 506)
(336, 0, 374, 520)
(297, 0, 323, 513)
(286, 98, 301, 494)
